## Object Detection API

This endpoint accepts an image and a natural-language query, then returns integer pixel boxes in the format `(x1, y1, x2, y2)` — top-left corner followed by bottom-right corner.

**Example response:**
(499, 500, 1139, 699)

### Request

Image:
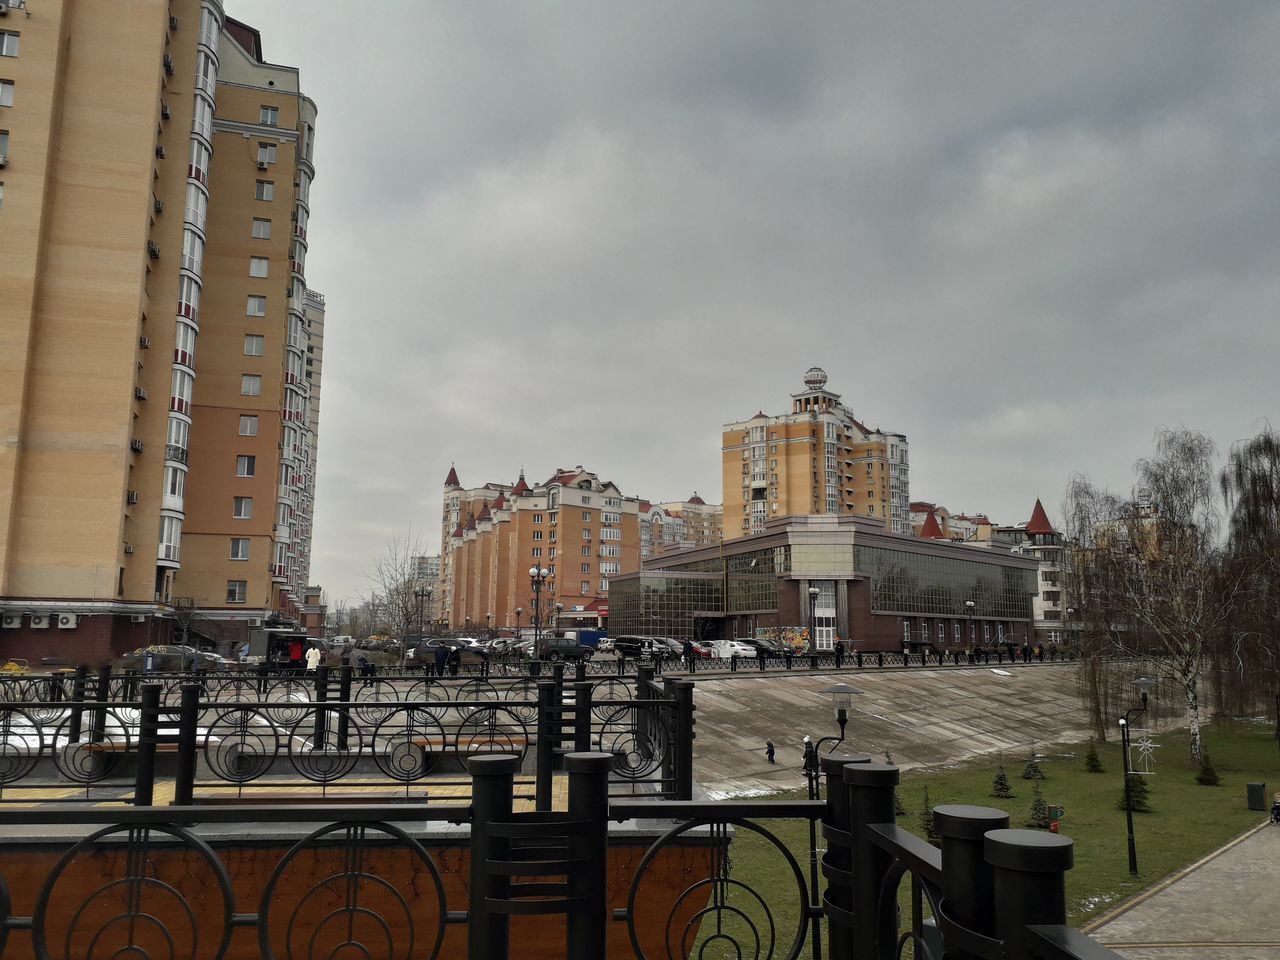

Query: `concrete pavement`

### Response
(1087, 822, 1280, 959)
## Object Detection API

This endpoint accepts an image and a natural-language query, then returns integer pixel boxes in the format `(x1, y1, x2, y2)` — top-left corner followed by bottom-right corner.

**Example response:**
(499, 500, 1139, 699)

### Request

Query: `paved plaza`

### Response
(1089, 822, 1280, 960)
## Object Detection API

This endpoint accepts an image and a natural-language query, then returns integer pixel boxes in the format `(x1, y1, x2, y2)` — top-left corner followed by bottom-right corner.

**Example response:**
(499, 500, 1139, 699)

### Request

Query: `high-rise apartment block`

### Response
(442, 466, 642, 631)
(0, 3, 323, 662)
(722, 368, 910, 539)
(640, 494, 723, 559)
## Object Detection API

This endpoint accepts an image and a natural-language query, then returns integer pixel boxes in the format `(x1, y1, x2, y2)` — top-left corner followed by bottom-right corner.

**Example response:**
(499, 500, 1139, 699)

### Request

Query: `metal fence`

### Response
(0, 753, 1121, 959)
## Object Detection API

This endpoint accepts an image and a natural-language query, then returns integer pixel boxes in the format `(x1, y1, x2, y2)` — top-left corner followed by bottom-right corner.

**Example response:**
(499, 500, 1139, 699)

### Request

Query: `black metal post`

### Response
(574, 681, 592, 753)
(68, 664, 88, 742)
(845, 762, 900, 958)
(565, 752, 611, 956)
(172, 683, 200, 806)
(90, 664, 111, 743)
(337, 661, 353, 750)
(987, 828, 1074, 960)
(133, 682, 162, 806)
(535, 680, 556, 811)
(1121, 717, 1137, 876)
(673, 679, 695, 800)
(935, 805, 1009, 958)
(467, 753, 521, 960)
(820, 753, 870, 958)
(311, 663, 329, 749)
(256, 660, 269, 695)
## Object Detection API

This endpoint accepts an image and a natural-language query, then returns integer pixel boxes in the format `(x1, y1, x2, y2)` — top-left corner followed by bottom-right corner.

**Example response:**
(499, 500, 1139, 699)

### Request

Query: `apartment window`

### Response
(599, 579, 609, 592)
(0, 182, 4, 209)
(226, 580, 247, 604)
(0, 130, 8, 157)
(246, 295, 267, 316)
(0, 80, 12, 108)
(233, 496, 253, 519)
(532, 513, 543, 523)
(581, 511, 591, 521)
(548, 548, 556, 559)
(244, 335, 264, 357)
(249, 256, 269, 278)
(260, 105, 279, 126)
(252, 218, 272, 239)
(239, 415, 258, 436)
(581, 496, 591, 505)
(257, 142, 277, 165)
(241, 374, 262, 396)
(0, 33, 18, 57)
(236, 455, 256, 477)
(580, 581, 590, 594)
(531, 548, 542, 558)
(230, 538, 250, 561)
(581, 546, 590, 557)
(581, 563, 590, 574)
(255, 180, 274, 201)
(581, 529, 592, 540)
(532, 530, 543, 541)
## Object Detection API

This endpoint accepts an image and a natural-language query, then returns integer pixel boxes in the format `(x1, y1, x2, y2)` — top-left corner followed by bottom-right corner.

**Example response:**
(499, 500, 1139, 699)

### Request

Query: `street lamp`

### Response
(808, 585, 820, 650)
(965, 599, 975, 648)
(1065, 607, 1075, 648)
(1120, 675, 1158, 876)
(485, 612, 492, 637)
(515, 607, 523, 635)
(528, 566, 550, 651)
(554, 602, 564, 634)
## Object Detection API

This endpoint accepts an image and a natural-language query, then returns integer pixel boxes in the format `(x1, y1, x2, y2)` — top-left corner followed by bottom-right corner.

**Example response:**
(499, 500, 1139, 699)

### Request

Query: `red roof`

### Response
(223, 17, 264, 61)
(1026, 499, 1055, 535)
(451, 523, 464, 538)
(477, 504, 491, 521)
(918, 509, 944, 539)
(511, 473, 531, 496)
(910, 501, 936, 513)
(444, 464, 460, 487)
(688, 492, 706, 505)
(639, 500, 652, 513)
(492, 492, 506, 510)
(464, 513, 476, 531)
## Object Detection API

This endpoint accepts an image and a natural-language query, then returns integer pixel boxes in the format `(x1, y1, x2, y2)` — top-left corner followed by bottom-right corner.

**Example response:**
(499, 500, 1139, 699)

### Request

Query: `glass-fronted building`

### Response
(608, 514, 1039, 651)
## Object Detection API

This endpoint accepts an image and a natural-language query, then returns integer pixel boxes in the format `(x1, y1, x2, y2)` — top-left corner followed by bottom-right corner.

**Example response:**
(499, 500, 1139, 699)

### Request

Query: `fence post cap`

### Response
(843, 761, 899, 786)
(934, 804, 1009, 840)
(465, 754, 524, 776)
(562, 752, 613, 773)
(985, 828, 1074, 871)
(821, 753, 870, 775)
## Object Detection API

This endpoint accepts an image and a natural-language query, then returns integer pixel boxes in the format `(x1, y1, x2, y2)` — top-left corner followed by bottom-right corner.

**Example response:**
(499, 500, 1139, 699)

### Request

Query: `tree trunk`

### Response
(1184, 680, 1203, 763)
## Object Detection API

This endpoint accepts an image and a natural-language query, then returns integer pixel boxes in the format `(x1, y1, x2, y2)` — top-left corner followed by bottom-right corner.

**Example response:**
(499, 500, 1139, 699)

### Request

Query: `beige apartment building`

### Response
(0, 1, 323, 663)
(640, 494, 724, 559)
(722, 368, 910, 540)
(443, 467, 642, 632)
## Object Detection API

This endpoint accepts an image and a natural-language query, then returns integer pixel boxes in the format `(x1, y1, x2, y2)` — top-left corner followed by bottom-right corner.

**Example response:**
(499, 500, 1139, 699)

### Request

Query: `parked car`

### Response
(690, 640, 715, 659)
(413, 638, 489, 666)
(113, 645, 229, 673)
(595, 637, 615, 655)
(718, 639, 757, 658)
(741, 637, 784, 658)
(538, 635, 595, 662)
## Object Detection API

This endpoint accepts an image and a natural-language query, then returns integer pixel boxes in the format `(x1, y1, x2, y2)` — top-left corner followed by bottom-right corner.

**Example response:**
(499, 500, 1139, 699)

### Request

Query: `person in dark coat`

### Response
(834, 639, 845, 668)
(448, 647, 461, 677)
(765, 740, 776, 764)
(434, 644, 449, 677)
(682, 640, 695, 672)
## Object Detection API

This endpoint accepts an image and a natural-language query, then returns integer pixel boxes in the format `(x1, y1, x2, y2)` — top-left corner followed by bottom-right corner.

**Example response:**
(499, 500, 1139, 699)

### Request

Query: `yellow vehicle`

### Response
(0, 658, 30, 675)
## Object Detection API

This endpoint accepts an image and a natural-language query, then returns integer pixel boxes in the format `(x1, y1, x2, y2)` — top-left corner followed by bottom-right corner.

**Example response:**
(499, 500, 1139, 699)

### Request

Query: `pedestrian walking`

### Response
(765, 740, 776, 764)
(834, 639, 845, 668)
(304, 645, 321, 673)
(448, 648, 461, 678)
(434, 644, 449, 677)
(682, 639, 695, 672)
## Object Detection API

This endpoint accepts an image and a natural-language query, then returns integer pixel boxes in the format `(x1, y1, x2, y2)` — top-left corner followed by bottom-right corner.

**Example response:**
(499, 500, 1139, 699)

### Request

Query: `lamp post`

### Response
(515, 607, 523, 636)
(485, 612, 492, 638)
(1120, 676, 1158, 876)
(965, 599, 975, 651)
(803, 682, 862, 960)
(554, 602, 564, 634)
(528, 567, 550, 652)
(807, 585, 820, 652)
(1065, 607, 1075, 650)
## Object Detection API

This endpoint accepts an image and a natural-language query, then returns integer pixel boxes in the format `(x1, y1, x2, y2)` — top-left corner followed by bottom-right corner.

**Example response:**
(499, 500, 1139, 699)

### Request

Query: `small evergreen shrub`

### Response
(1030, 779, 1051, 828)
(1085, 740, 1104, 774)
(991, 761, 1015, 799)
(920, 786, 940, 845)
(1195, 752, 1220, 786)
(1118, 772, 1151, 813)
(1022, 757, 1045, 781)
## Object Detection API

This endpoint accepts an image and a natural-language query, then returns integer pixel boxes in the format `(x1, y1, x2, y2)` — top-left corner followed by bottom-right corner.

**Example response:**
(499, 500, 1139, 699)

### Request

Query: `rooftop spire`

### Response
(1026, 498, 1056, 535)
(444, 463, 460, 487)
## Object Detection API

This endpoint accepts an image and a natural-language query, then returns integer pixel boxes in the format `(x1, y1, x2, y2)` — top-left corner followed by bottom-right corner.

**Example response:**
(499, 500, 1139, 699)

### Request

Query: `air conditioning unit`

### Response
(1, 614, 20, 629)
(169, 15, 178, 30)
(161, 103, 171, 120)
(127, 490, 139, 505)
(0, 156, 7, 168)
(123, 543, 135, 555)
(134, 387, 148, 401)
(155, 146, 166, 159)
(139, 336, 150, 349)
(57, 613, 78, 629)
(29, 614, 49, 630)
(248, 618, 262, 627)
(131, 614, 146, 624)
(257, 161, 269, 170)
(130, 439, 144, 453)
(163, 53, 174, 75)
(154, 198, 164, 213)
(148, 241, 160, 259)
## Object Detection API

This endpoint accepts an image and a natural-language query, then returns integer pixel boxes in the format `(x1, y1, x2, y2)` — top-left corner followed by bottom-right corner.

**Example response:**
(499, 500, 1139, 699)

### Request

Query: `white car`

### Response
(718, 639, 757, 658)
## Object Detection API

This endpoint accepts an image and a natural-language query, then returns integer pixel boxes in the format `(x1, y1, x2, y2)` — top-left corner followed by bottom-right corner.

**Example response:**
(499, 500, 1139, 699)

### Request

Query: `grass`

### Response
(696, 719, 1279, 958)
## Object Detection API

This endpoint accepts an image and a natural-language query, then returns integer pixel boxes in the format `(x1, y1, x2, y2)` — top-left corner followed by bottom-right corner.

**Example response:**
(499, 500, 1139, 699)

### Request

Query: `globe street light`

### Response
(554, 602, 564, 634)
(515, 607, 523, 634)
(528, 567, 551, 652)
(1120, 676, 1158, 876)
(807, 585, 821, 652)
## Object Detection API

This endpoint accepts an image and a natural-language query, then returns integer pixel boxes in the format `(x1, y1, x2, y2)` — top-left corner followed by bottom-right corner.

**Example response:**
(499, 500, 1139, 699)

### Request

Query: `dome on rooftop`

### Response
(803, 366, 828, 390)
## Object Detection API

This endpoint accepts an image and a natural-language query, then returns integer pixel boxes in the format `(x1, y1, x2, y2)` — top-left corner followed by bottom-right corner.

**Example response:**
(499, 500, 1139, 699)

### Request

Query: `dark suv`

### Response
(538, 635, 595, 661)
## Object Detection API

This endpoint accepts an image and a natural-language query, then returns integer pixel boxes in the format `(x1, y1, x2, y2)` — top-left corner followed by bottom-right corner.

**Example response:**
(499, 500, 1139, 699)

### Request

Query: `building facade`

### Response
(0, 3, 322, 663)
(640, 493, 723, 560)
(443, 467, 642, 632)
(996, 499, 1068, 646)
(722, 368, 910, 540)
(609, 514, 1039, 651)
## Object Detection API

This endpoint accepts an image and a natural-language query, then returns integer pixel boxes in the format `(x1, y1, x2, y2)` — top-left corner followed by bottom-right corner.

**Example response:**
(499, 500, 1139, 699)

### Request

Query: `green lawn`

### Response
(698, 720, 1279, 958)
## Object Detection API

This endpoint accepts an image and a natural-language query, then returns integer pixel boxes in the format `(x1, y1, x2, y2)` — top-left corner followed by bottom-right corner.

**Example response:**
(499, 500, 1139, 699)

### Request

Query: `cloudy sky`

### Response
(225, 1, 1280, 604)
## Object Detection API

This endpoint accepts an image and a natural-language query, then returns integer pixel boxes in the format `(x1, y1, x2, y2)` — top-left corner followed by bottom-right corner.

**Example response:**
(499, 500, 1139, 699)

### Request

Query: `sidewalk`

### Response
(1087, 821, 1280, 959)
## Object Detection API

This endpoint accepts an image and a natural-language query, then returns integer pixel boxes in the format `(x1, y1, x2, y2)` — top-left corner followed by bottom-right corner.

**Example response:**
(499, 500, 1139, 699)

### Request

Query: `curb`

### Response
(1083, 819, 1272, 934)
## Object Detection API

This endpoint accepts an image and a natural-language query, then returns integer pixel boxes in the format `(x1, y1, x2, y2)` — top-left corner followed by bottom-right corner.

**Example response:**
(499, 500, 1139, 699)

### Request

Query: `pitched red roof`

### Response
(444, 464, 460, 487)
(1026, 499, 1055, 535)
(639, 500, 652, 513)
(688, 492, 706, 505)
(492, 492, 506, 510)
(451, 523, 464, 538)
(464, 513, 476, 531)
(477, 504, 491, 521)
(918, 509, 944, 539)
(511, 473, 531, 496)
(910, 501, 936, 513)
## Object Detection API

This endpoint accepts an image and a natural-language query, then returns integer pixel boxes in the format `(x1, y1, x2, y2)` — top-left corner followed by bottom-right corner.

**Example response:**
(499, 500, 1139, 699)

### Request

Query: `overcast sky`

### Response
(225, 1, 1280, 605)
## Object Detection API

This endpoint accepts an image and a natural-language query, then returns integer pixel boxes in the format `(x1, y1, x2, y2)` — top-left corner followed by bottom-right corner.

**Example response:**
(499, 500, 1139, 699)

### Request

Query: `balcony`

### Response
(169, 396, 191, 416)
(164, 444, 188, 465)
(271, 563, 288, 582)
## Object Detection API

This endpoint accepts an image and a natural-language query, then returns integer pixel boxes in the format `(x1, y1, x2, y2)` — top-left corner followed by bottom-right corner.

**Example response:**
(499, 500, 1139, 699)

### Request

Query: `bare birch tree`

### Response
(366, 531, 429, 665)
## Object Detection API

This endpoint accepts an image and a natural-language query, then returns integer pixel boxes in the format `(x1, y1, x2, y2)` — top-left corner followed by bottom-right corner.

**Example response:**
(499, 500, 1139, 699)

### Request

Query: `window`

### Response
(226, 580, 247, 604)
(581, 511, 591, 521)
(260, 105, 279, 126)
(239, 415, 258, 436)
(257, 142, 277, 165)
(581, 529, 592, 540)
(252, 218, 272, 239)
(0, 181, 4, 209)
(0, 32, 18, 57)
(241, 374, 262, 396)
(236, 455, 256, 477)
(581, 546, 590, 557)
(0, 130, 8, 157)
(230, 538, 250, 560)
(0, 80, 12, 108)
(531, 547, 542, 558)
(246, 295, 266, 316)
(581, 496, 591, 505)
(581, 563, 590, 574)
(233, 496, 253, 519)
(244, 335, 264, 357)
(249, 257, 269, 278)
(581, 581, 590, 594)
(600, 579, 609, 592)
(164, 465, 185, 499)
(548, 548, 556, 559)
(532, 513, 543, 523)
(532, 530, 543, 541)
(255, 180, 274, 201)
